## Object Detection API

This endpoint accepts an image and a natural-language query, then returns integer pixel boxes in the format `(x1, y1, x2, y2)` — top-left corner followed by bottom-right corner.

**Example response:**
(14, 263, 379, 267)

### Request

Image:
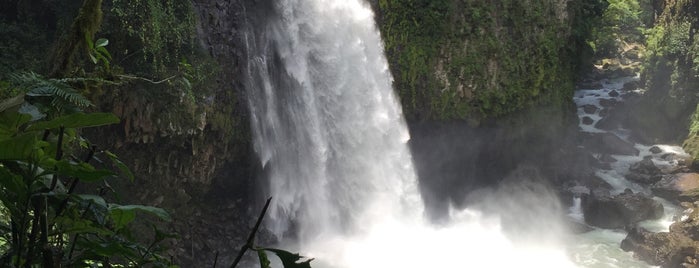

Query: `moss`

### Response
(104, 0, 197, 76)
(684, 104, 699, 167)
(377, 0, 603, 121)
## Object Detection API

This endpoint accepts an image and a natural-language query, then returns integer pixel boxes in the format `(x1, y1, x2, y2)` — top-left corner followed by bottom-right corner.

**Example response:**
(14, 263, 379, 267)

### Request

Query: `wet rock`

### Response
(582, 104, 598, 114)
(661, 153, 693, 168)
(650, 146, 663, 154)
(623, 49, 642, 60)
(572, 174, 613, 191)
(583, 189, 664, 229)
(578, 81, 603, 89)
(623, 80, 640, 91)
(594, 115, 620, 130)
(581, 132, 640, 156)
(621, 226, 699, 267)
(653, 173, 699, 204)
(599, 154, 618, 163)
(582, 116, 594, 125)
(599, 98, 619, 108)
(669, 203, 699, 240)
(566, 219, 594, 234)
(599, 109, 609, 117)
(608, 90, 620, 97)
(625, 157, 663, 185)
(610, 67, 636, 78)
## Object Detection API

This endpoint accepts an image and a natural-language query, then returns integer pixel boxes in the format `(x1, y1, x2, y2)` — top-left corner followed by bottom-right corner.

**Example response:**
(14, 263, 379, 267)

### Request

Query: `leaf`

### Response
(76, 238, 140, 258)
(0, 111, 32, 140)
(55, 160, 115, 182)
(0, 167, 28, 212)
(109, 206, 136, 230)
(105, 150, 134, 182)
(89, 53, 98, 64)
(257, 249, 272, 268)
(76, 194, 108, 209)
(54, 216, 113, 236)
(109, 205, 171, 230)
(95, 38, 109, 48)
(26, 112, 120, 131)
(262, 248, 314, 268)
(0, 94, 25, 112)
(15, 72, 93, 108)
(96, 46, 112, 60)
(0, 133, 37, 160)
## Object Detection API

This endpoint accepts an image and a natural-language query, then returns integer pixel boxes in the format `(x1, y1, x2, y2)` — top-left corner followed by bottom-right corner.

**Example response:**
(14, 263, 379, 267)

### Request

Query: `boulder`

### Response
(582, 116, 594, 125)
(583, 189, 664, 229)
(608, 90, 620, 97)
(653, 173, 699, 204)
(599, 154, 618, 163)
(566, 219, 594, 234)
(623, 49, 642, 60)
(625, 157, 663, 185)
(581, 132, 640, 156)
(599, 98, 619, 108)
(670, 203, 699, 240)
(594, 115, 620, 130)
(621, 226, 699, 267)
(581, 104, 598, 114)
(622, 80, 640, 91)
(650, 146, 663, 154)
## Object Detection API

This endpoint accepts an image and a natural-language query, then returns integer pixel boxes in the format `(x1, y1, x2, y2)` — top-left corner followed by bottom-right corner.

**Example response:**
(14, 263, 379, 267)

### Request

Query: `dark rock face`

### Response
(626, 157, 663, 184)
(623, 80, 640, 91)
(599, 98, 619, 108)
(621, 227, 699, 267)
(609, 90, 620, 97)
(583, 189, 663, 229)
(653, 173, 699, 204)
(594, 115, 620, 130)
(582, 104, 598, 114)
(582, 116, 594, 125)
(581, 132, 640, 156)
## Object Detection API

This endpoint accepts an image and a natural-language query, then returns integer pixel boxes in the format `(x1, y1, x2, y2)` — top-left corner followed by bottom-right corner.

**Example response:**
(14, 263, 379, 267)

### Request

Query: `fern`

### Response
(8, 72, 94, 109)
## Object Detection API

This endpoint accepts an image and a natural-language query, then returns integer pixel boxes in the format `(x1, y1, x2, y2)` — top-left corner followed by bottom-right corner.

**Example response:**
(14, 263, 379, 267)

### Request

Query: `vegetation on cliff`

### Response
(618, 0, 699, 165)
(0, 0, 254, 265)
(375, 0, 607, 121)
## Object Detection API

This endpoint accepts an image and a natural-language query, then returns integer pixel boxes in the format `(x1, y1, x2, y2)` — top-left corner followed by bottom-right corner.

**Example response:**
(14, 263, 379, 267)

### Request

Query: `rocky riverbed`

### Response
(563, 56, 699, 267)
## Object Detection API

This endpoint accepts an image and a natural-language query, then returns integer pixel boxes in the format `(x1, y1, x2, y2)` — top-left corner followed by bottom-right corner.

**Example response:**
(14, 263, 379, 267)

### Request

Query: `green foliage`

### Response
(590, 0, 652, 57)
(254, 248, 313, 268)
(107, 0, 197, 76)
(0, 19, 50, 78)
(8, 72, 95, 115)
(0, 87, 173, 267)
(378, 0, 599, 120)
(86, 36, 112, 69)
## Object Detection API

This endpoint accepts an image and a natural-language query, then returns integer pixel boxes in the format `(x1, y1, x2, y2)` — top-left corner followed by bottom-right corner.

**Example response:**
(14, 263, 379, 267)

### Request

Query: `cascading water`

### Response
(244, 0, 576, 267)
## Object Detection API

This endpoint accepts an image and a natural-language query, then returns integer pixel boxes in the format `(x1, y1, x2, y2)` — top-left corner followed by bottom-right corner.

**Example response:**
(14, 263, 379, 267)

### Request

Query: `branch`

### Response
(117, 74, 177, 84)
(230, 197, 272, 268)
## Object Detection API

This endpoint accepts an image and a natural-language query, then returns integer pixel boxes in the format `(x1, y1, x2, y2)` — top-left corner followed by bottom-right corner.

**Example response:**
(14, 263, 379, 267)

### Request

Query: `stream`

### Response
(569, 74, 686, 267)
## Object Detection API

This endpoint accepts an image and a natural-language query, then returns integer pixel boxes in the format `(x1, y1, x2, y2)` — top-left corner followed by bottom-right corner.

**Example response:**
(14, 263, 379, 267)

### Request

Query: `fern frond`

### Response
(9, 71, 93, 108)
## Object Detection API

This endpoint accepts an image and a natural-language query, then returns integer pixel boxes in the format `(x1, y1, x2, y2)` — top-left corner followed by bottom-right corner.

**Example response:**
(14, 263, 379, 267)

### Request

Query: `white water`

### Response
(570, 73, 691, 267)
(244, 0, 575, 267)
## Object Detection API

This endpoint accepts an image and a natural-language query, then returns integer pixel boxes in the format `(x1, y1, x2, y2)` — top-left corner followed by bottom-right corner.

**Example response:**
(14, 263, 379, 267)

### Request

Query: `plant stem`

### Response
(49, 126, 65, 191)
(230, 197, 272, 268)
(24, 198, 41, 268)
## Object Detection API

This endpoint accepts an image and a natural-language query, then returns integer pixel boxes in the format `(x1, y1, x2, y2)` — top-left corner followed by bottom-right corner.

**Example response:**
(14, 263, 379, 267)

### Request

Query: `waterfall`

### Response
(244, 0, 420, 240)
(243, 0, 576, 267)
